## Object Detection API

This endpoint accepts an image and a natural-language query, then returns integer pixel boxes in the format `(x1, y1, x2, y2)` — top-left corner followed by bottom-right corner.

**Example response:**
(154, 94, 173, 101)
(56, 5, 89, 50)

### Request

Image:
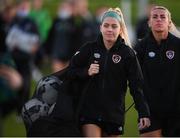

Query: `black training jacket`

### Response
(68, 34, 150, 125)
(134, 32, 180, 117)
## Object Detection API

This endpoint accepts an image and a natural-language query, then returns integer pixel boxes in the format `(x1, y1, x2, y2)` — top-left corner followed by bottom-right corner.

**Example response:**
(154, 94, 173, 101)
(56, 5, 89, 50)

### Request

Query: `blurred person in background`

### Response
(0, 51, 22, 136)
(68, 7, 150, 137)
(0, 3, 22, 127)
(0, 2, 22, 127)
(29, 0, 52, 68)
(0, 2, 17, 53)
(135, 4, 155, 41)
(0, 53, 22, 118)
(134, 6, 180, 137)
(46, 0, 95, 72)
(73, 0, 96, 43)
(5, 0, 40, 119)
(94, 6, 108, 36)
(45, 0, 75, 72)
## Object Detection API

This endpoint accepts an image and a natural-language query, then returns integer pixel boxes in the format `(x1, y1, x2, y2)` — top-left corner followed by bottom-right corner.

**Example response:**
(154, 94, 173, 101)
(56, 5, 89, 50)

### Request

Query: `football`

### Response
(34, 75, 63, 105)
(22, 98, 50, 127)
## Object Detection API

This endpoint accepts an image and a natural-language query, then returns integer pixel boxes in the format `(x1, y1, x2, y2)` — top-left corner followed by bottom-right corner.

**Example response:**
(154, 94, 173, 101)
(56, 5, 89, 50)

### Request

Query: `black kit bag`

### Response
(22, 67, 82, 137)
(23, 44, 97, 137)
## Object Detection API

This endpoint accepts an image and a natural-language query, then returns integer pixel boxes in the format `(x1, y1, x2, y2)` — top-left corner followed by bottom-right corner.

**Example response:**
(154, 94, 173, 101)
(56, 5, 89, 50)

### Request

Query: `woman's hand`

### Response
(88, 63, 99, 76)
(138, 117, 151, 130)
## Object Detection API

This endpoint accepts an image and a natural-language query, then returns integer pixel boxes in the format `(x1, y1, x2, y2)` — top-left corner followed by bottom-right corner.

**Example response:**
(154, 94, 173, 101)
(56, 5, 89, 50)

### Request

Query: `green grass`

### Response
(124, 91, 139, 136)
(2, 112, 26, 136)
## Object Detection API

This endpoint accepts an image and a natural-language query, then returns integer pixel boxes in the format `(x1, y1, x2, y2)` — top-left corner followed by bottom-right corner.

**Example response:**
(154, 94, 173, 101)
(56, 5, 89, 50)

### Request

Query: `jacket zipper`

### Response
(102, 50, 109, 90)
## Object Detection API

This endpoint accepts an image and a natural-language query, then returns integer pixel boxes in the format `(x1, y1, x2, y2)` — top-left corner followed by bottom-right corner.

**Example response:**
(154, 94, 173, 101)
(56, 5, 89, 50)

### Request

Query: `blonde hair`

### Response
(151, 6, 180, 38)
(102, 7, 132, 47)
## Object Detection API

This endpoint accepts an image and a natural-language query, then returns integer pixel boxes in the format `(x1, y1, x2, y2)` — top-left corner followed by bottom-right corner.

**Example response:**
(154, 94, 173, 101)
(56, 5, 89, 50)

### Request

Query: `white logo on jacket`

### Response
(118, 126, 123, 131)
(166, 50, 175, 59)
(94, 53, 101, 59)
(112, 54, 121, 63)
(94, 53, 100, 63)
(74, 51, 80, 56)
(148, 51, 155, 57)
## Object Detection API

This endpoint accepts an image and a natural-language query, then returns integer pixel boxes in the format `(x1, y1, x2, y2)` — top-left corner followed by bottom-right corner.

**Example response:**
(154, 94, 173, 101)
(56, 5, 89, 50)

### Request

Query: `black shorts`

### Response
(139, 116, 180, 137)
(79, 116, 124, 135)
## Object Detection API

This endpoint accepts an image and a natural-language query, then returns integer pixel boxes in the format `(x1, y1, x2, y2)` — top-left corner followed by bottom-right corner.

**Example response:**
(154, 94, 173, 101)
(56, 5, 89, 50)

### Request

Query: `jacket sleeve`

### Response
(68, 43, 92, 80)
(125, 49, 150, 118)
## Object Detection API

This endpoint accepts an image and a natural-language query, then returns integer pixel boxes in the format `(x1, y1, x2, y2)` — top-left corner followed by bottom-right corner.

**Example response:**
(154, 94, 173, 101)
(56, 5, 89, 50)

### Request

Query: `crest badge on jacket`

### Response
(166, 50, 175, 59)
(112, 54, 121, 63)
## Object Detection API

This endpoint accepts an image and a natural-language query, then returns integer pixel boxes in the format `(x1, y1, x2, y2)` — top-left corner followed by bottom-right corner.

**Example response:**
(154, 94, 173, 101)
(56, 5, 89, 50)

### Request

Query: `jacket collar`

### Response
(147, 31, 173, 45)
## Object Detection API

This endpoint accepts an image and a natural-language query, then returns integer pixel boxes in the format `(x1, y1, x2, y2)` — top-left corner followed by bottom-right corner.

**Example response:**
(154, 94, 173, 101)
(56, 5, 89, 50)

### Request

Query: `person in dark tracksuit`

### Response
(68, 7, 150, 137)
(134, 6, 180, 137)
(6, 0, 40, 117)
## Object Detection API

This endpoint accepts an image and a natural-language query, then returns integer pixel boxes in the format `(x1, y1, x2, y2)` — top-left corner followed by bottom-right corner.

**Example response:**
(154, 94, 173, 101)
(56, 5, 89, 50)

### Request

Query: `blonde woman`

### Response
(134, 6, 180, 137)
(68, 7, 150, 137)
